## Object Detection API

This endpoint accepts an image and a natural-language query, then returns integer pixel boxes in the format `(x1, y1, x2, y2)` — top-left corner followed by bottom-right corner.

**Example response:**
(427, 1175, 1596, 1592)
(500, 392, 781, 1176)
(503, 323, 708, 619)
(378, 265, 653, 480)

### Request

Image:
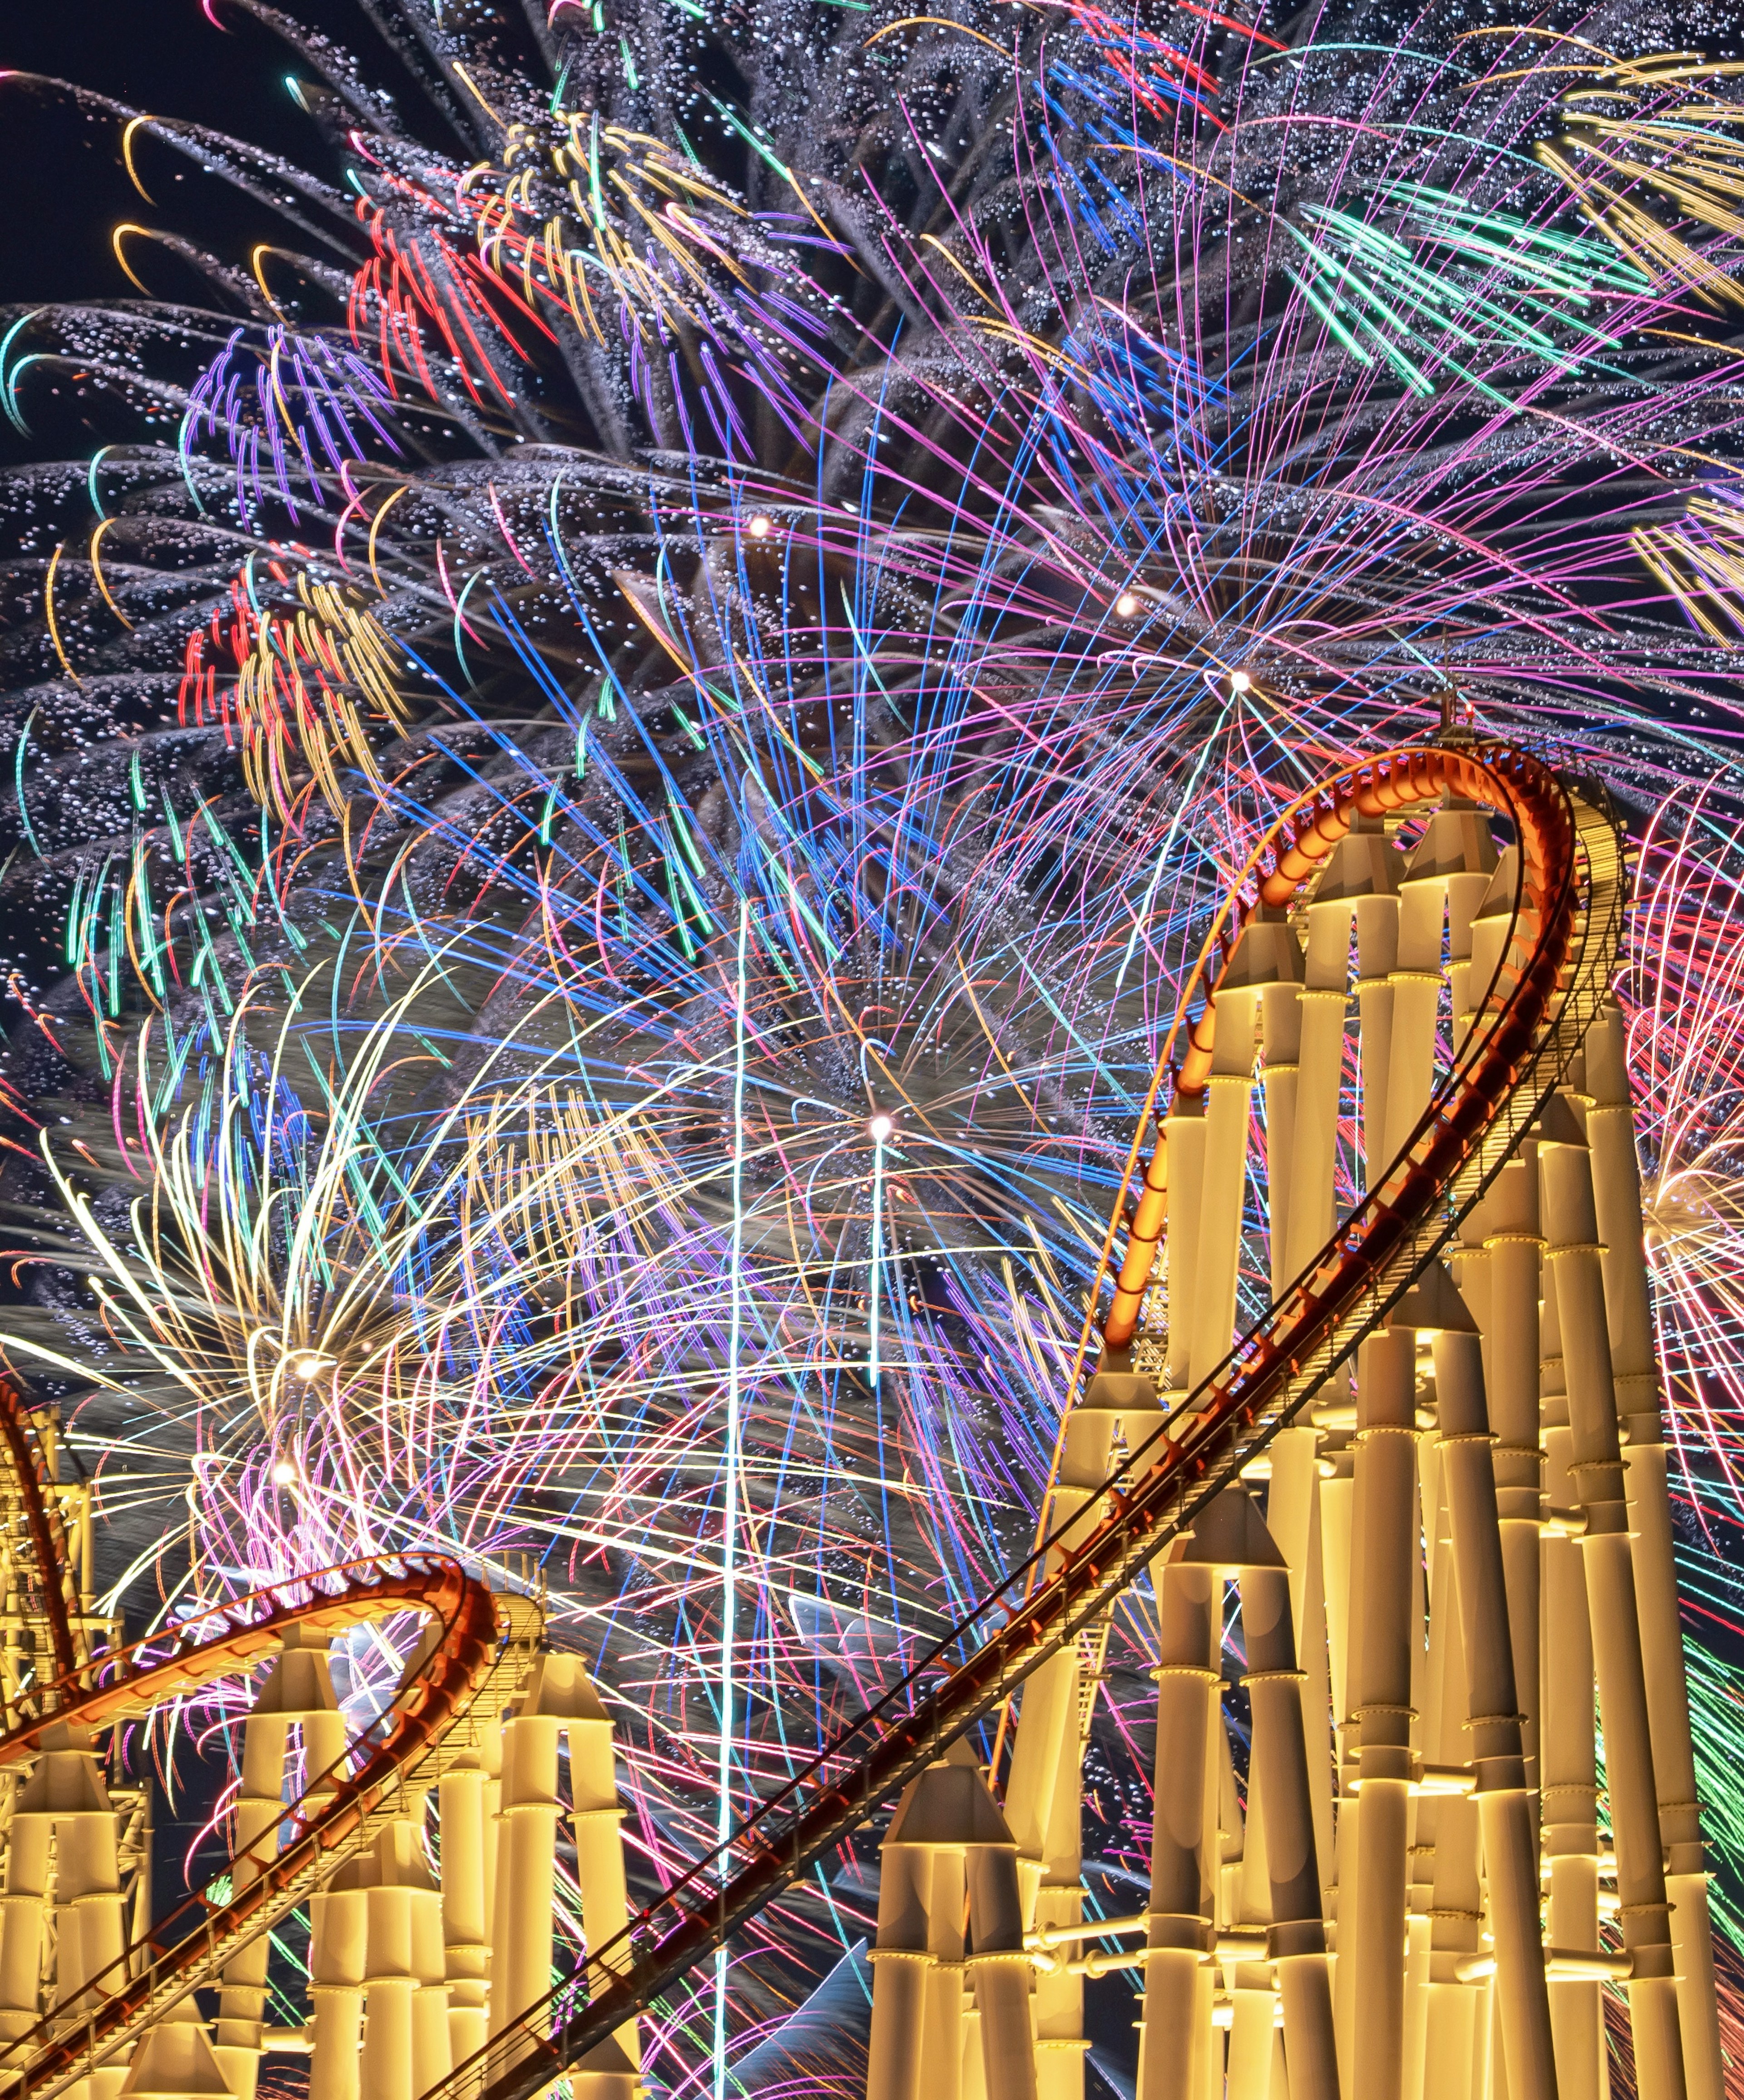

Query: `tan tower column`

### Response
(1419, 1515, 1481, 2100)
(0, 1769, 50, 2044)
(1189, 982, 1258, 1394)
(1539, 1265, 1605, 2100)
(1259, 948, 1303, 1302)
(438, 1739, 495, 2068)
(1351, 820, 1402, 1190)
(309, 1871, 367, 2100)
(1433, 1319, 1556, 2100)
(931, 1843, 969, 2100)
(1136, 1563, 1218, 2100)
(1163, 1096, 1206, 1407)
(1349, 1324, 1418, 2100)
(1190, 912, 1302, 1389)
(1221, 1734, 1271, 2100)
(1384, 875, 1449, 1169)
(1032, 1744, 1090, 2100)
(218, 1710, 289, 2100)
(865, 1790, 956, 2100)
(487, 1652, 639, 2087)
(1283, 876, 1354, 1286)
(1263, 1428, 1334, 1912)
(966, 1822, 1040, 2100)
(489, 1702, 562, 2064)
(1330, 835, 1408, 2080)
(118, 1999, 234, 2100)
(1469, 1152, 1543, 1794)
(1582, 1004, 1723, 2100)
(1238, 1543, 1338, 2100)
(359, 1806, 450, 2100)
(1007, 1369, 1160, 1922)
(1467, 846, 1520, 987)
(219, 1624, 347, 2100)
(540, 1655, 639, 2100)
(1540, 1112, 1685, 2100)
(867, 1754, 1033, 2100)
(1321, 1435, 1357, 2093)
(25, 1717, 129, 2100)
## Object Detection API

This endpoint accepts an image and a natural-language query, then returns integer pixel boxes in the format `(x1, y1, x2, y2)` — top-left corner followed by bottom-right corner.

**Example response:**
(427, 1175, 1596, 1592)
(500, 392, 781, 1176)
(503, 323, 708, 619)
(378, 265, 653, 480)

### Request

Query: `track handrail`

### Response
(416, 739, 1625, 2100)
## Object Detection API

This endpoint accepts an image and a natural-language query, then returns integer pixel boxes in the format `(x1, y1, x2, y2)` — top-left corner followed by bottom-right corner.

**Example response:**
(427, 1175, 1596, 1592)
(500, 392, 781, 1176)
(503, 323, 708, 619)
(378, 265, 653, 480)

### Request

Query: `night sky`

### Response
(0, 3, 355, 319)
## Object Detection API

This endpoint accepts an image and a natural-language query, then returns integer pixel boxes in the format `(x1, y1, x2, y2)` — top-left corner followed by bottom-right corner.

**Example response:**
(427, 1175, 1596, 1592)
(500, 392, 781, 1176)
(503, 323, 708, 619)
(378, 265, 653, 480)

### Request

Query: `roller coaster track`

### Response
(0, 736, 1630, 2100)
(0, 1555, 540, 2100)
(421, 737, 1626, 2100)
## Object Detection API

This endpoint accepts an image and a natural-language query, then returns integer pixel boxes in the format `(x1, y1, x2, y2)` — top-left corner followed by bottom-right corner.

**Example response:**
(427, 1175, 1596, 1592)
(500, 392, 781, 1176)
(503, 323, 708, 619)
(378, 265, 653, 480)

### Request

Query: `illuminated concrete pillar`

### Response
(1349, 1324, 1417, 2100)
(1007, 1371, 1162, 1912)
(1468, 1154, 1542, 1794)
(1539, 1265, 1605, 2100)
(1434, 1321, 1556, 2100)
(1313, 815, 1403, 1194)
(867, 1754, 1035, 2100)
(1420, 1535, 1481, 2100)
(1239, 1551, 1338, 2100)
(1541, 1112, 1685, 2100)
(1356, 897, 1401, 1187)
(360, 1808, 449, 2100)
(1384, 877, 1448, 1170)
(119, 1999, 233, 2100)
(1318, 1428, 1356, 2091)
(966, 1832, 1038, 2100)
(1032, 1745, 1089, 2100)
(1284, 887, 1354, 1287)
(439, 1740, 494, 2069)
(21, 1720, 127, 2061)
(0, 1773, 50, 2044)
(1009, 1368, 1164, 2100)
(1330, 839, 1405, 2089)
(1163, 1096, 1206, 1405)
(220, 1624, 347, 2100)
(490, 1703, 561, 2058)
(1466, 846, 1521, 1033)
(1264, 1427, 1335, 1911)
(1136, 1562, 1218, 2100)
(866, 1799, 954, 2100)
(1190, 979, 1259, 1392)
(1258, 945, 1303, 1303)
(1584, 1003, 1723, 2100)
(1196, 909, 1308, 1384)
(488, 1653, 639, 2095)
(309, 1873, 367, 2100)
(545, 1655, 639, 2100)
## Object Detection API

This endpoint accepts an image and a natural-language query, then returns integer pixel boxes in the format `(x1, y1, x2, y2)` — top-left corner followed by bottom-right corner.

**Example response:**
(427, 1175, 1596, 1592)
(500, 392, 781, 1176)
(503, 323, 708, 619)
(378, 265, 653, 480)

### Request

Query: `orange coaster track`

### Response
(0, 1522, 535, 2100)
(0, 737, 1631, 2100)
(423, 738, 1625, 2100)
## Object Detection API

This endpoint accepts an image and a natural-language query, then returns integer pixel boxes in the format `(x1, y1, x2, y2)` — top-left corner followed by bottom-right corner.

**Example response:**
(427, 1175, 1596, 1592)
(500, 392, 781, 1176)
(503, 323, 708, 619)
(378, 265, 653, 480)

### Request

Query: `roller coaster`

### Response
(0, 740, 1719, 2100)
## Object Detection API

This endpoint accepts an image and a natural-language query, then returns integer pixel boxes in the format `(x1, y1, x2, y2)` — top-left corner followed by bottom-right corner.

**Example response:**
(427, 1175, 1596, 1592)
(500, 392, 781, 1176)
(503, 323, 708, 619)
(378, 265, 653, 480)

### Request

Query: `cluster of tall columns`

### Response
(864, 793, 1722, 2100)
(306, 1643, 644, 2100)
(0, 1626, 642, 2100)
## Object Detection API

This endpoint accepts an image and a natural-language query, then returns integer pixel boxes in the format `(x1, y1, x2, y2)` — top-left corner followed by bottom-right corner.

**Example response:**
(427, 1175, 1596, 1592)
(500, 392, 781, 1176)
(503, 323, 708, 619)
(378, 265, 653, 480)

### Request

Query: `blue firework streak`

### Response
(0, 0, 1743, 2087)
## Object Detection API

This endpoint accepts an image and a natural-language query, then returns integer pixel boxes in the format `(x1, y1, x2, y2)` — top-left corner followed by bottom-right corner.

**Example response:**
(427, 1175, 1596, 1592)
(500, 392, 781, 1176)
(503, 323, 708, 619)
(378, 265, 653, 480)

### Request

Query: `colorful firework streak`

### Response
(0, 0, 1742, 2089)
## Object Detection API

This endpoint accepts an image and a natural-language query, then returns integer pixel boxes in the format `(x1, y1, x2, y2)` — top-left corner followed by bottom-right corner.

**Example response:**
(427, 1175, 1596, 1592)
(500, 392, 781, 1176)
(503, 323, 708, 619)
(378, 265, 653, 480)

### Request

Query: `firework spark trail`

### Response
(1, 0, 1744, 2086)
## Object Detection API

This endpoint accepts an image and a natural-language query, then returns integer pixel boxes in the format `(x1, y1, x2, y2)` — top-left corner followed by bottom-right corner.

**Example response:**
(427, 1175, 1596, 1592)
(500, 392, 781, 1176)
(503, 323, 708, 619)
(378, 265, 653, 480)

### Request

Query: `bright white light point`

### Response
(748, 514, 773, 539)
(272, 1460, 297, 1486)
(1115, 592, 1140, 617)
(286, 1350, 326, 1379)
(1230, 669, 1253, 692)
(868, 1113, 895, 1142)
